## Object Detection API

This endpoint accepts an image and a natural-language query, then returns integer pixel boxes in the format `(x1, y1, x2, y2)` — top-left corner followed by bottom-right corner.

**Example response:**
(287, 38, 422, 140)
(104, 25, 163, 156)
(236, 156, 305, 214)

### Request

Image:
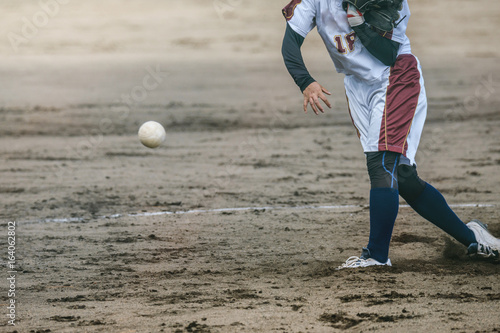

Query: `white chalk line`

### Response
(19, 203, 496, 224)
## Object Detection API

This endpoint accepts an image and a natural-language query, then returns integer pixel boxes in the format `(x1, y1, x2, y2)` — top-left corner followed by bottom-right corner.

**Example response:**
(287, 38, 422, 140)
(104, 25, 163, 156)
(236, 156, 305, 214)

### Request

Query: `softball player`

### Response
(281, 0, 500, 268)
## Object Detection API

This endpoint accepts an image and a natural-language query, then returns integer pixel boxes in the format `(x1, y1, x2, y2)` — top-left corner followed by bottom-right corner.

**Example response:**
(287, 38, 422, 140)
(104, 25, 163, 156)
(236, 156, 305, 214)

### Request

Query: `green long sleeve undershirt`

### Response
(281, 23, 316, 93)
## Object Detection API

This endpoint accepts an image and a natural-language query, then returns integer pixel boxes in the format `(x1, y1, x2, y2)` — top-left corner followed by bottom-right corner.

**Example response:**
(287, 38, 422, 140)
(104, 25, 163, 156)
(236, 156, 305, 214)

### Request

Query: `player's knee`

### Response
(366, 151, 400, 189)
(397, 163, 426, 202)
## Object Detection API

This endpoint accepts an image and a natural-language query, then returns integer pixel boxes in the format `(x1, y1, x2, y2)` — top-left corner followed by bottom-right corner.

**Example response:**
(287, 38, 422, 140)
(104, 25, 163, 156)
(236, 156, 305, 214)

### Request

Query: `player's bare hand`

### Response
(303, 82, 332, 115)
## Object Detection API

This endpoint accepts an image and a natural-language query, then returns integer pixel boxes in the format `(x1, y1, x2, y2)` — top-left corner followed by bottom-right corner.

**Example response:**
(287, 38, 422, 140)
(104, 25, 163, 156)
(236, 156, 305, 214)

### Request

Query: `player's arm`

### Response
(282, 23, 316, 93)
(346, 5, 400, 66)
(281, 23, 331, 114)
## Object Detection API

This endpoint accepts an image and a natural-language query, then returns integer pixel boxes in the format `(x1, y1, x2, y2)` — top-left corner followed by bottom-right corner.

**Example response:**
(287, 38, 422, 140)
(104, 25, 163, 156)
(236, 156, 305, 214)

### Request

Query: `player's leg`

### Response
(398, 158, 500, 259)
(365, 151, 400, 263)
(390, 56, 499, 260)
(337, 151, 400, 269)
(355, 55, 423, 265)
(340, 71, 402, 268)
(397, 159, 474, 245)
(397, 159, 475, 247)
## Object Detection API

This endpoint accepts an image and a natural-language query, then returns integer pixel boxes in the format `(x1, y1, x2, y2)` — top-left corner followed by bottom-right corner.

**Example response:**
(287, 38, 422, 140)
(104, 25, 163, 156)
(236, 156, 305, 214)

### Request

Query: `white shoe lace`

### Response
(336, 256, 366, 270)
(477, 243, 496, 257)
(337, 255, 392, 270)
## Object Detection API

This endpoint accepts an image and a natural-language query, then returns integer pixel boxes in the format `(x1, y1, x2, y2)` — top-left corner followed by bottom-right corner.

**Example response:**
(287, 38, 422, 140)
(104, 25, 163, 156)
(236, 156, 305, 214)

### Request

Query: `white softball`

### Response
(138, 121, 166, 149)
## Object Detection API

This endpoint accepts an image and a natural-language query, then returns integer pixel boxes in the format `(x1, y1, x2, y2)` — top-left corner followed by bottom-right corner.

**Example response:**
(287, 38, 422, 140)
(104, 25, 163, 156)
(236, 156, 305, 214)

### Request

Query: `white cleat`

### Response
(336, 248, 392, 270)
(466, 220, 500, 261)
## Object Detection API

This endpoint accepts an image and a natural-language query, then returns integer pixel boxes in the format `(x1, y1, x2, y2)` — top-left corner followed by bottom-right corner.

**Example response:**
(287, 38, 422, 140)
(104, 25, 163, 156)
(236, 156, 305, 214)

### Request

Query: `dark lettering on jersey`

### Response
(282, 0, 303, 21)
(345, 32, 356, 52)
(334, 32, 357, 54)
(334, 35, 346, 54)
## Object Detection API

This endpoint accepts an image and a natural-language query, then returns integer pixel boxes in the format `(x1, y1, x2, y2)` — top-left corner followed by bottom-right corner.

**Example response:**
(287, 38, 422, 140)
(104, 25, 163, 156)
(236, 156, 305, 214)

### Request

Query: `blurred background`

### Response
(1, 0, 499, 222)
(0, 0, 499, 108)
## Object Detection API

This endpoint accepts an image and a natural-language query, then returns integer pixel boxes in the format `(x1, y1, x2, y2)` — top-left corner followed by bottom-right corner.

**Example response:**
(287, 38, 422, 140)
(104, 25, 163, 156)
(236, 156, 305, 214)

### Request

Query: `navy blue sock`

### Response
(407, 183, 475, 246)
(367, 187, 399, 263)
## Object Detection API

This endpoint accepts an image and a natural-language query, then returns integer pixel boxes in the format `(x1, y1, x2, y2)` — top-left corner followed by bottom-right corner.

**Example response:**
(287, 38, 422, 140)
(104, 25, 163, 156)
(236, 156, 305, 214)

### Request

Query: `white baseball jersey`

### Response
(286, 0, 412, 81)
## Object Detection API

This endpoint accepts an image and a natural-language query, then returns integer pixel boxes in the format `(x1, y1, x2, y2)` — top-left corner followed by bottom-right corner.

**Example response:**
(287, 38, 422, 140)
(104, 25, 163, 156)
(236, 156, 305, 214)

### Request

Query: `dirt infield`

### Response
(1, 0, 500, 332)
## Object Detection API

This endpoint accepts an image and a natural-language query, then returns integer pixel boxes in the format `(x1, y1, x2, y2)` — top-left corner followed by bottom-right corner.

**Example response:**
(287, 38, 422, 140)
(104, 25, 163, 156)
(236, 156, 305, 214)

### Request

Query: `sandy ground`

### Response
(1, 0, 500, 332)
